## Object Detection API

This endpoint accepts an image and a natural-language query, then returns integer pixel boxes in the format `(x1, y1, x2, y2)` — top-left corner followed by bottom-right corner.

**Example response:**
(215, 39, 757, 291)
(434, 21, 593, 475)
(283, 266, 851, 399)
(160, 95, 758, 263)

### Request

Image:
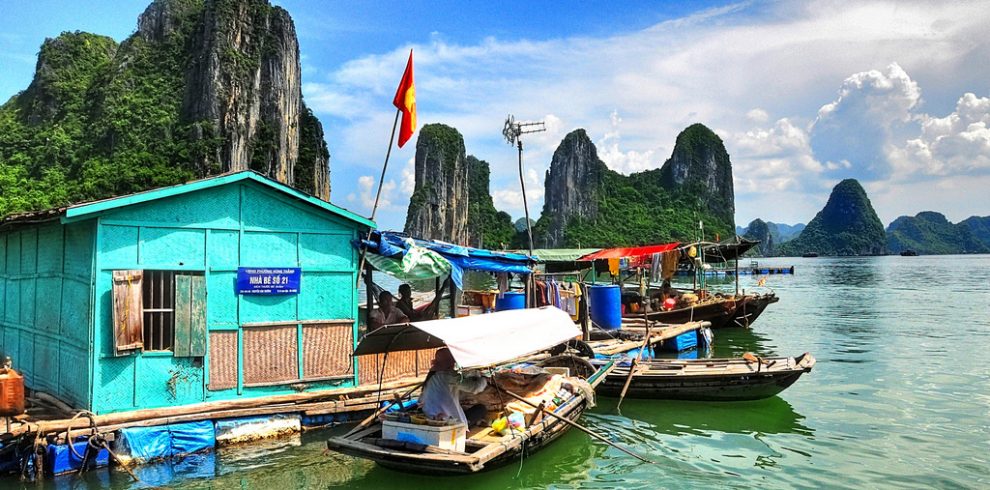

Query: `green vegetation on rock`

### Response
(778, 179, 886, 256)
(886, 212, 989, 254)
(465, 156, 515, 248)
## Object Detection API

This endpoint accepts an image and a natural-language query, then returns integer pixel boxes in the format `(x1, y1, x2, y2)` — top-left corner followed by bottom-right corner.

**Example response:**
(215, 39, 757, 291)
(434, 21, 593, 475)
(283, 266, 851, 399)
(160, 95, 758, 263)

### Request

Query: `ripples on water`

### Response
(9, 256, 989, 489)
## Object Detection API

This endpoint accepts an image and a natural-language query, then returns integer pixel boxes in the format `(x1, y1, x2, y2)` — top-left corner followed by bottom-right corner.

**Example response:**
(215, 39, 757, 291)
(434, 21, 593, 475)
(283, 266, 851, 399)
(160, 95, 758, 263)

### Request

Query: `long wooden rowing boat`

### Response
(596, 353, 815, 401)
(327, 356, 611, 474)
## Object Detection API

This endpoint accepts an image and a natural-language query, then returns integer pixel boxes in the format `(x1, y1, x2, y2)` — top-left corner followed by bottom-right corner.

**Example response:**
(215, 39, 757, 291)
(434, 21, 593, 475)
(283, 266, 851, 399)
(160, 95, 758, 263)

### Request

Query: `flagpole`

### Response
(356, 108, 402, 288)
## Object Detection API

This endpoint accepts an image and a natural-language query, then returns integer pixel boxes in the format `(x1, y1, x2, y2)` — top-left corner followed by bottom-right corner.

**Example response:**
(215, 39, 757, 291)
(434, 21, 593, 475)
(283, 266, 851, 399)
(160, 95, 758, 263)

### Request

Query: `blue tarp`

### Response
(355, 231, 534, 288)
(117, 420, 216, 463)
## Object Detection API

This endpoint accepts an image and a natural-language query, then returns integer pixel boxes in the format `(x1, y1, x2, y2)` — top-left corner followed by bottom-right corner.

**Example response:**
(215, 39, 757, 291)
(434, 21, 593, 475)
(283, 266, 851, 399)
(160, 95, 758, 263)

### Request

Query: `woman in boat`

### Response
(420, 348, 488, 426)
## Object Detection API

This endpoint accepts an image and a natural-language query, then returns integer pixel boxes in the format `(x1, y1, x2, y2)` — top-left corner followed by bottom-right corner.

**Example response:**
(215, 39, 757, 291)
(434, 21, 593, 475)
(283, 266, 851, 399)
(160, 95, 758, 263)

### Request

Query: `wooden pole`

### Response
(344, 380, 425, 438)
(617, 320, 650, 410)
(355, 108, 402, 287)
(499, 388, 656, 465)
(448, 277, 456, 319)
(580, 282, 590, 341)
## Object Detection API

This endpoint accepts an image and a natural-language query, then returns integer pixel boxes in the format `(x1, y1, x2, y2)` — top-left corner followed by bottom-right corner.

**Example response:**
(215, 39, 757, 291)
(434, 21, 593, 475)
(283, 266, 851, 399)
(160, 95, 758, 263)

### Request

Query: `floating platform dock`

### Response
(676, 265, 795, 276)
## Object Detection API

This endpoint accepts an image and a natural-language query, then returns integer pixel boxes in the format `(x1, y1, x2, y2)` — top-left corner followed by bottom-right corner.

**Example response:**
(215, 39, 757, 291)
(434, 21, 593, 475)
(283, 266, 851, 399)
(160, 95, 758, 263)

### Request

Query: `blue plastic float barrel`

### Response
(495, 291, 526, 311)
(588, 285, 622, 330)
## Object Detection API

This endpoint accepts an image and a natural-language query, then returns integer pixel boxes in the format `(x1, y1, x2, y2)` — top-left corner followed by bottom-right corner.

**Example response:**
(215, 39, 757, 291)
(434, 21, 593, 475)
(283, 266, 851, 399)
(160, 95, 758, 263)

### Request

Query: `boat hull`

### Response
(597, 354, 814, 402)
(727, 293, 778, 328)
(370, 399, 586, 475)
(625, 298, 738, 329)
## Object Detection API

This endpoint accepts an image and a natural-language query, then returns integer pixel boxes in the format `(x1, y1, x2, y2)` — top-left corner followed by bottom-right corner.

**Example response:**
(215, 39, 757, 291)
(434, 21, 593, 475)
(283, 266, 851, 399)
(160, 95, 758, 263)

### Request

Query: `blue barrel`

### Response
(589, 285, 622, 330)
(495, 291, 526, 311)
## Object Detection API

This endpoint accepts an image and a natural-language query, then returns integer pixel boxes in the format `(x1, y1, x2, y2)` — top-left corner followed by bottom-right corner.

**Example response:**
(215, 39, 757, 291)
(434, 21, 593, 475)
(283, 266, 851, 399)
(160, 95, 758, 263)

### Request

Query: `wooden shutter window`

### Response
(174, 274, 207, 357)
(112, 270, 144, 356)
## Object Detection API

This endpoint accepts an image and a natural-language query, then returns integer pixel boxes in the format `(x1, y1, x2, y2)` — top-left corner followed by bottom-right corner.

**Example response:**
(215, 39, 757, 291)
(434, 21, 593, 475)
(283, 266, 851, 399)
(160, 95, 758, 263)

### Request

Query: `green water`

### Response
(7, 256, 989, 489)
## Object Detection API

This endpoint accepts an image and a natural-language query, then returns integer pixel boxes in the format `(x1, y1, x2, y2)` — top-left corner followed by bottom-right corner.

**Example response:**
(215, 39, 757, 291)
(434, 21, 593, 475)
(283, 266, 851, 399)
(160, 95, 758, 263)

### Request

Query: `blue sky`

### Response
(2, 1, 988, 230)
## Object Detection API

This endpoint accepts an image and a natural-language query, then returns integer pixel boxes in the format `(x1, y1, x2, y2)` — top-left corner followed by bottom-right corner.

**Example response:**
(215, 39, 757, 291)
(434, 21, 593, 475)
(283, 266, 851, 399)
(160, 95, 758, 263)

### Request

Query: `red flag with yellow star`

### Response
(393, 50, 417, 148)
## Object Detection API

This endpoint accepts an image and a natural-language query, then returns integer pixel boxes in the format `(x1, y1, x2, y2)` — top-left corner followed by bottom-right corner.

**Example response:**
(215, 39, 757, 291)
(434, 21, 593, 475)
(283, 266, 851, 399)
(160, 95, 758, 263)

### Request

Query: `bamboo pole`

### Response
(355, 109, 402, 287)
(499, 389, 656, 464)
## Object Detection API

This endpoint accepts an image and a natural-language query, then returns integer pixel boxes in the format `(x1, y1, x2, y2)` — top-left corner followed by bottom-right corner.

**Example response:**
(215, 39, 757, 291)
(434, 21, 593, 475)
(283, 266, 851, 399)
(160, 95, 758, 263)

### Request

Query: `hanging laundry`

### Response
(496, 272, 510, 297)
(650, 253, 662, 283)
(661, 251, 679, 280)
(608, 258, 620, 277)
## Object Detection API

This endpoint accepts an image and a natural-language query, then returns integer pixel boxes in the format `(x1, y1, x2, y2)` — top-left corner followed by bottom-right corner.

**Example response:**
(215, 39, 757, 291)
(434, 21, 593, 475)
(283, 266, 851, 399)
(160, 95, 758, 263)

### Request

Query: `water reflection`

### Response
(593, 396, 813, 437)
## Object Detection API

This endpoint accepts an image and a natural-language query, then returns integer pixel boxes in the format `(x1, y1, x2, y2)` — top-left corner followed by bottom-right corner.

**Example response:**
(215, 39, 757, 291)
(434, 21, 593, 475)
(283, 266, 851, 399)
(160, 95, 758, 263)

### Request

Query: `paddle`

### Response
(499, 388, 657, 465)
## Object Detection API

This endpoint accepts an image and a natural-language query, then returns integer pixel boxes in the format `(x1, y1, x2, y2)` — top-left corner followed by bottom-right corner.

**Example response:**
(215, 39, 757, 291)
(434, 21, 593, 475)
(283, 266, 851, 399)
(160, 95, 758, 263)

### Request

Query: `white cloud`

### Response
(888, 92, 990, 177)
(810, 62, 923, 180)
(596, 110, 660, 174)
(400, 157, 416, 194)
(730, 117, 825, 194)
(746, 109, 769, 124)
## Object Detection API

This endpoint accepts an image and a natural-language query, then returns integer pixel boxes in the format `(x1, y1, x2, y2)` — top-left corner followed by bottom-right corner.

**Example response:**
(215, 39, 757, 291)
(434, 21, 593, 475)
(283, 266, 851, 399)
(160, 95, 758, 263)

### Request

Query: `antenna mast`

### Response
(502, 115, 546, 256)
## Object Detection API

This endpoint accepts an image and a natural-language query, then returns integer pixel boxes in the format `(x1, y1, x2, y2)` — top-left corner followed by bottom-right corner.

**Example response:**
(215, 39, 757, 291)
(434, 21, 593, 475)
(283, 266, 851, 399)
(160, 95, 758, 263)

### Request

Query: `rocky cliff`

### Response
(886, 212, 988, 254)
(742, 219, 777, 256)
(779, 179, 886, 256)
(0, 0, 329, 217)
(658, 123, 735, 227)
(404, 124, 470, 244)
(537, 129, 606, 247)
(534, 125, 734, 247)
(534, 125, 735, 248)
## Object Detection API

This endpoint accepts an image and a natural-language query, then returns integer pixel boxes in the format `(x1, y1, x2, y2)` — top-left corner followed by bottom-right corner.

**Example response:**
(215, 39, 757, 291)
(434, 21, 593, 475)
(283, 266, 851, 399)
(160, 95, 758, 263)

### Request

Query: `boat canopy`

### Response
(528, 248, 601, 263)
(352, 306, 580, 370)
(686, 237, 759, 263)
(577, 242, 680, 261)
(354, 230, 535, 288)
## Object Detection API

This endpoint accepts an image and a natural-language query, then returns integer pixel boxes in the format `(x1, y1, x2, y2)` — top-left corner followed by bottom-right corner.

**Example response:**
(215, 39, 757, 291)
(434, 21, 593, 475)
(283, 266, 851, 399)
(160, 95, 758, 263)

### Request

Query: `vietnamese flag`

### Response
(393, 50, 417, 148)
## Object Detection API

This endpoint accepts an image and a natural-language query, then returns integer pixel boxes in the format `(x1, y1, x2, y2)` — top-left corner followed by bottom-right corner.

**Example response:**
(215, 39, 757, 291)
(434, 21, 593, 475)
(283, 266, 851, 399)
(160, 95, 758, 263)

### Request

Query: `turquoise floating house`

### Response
(0, 171, 373, 414)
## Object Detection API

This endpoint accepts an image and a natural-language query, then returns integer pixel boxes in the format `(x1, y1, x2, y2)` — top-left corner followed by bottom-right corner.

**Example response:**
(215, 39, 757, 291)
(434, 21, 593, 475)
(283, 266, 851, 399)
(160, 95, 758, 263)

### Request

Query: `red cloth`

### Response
(578, 242, 680, 261)
(392, 50, 417, 148)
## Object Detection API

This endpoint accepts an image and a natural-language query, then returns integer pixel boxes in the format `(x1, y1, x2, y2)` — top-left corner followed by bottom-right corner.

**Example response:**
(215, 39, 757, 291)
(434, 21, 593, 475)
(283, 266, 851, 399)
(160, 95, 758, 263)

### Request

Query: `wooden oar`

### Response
(500, 388, 657, 465)
(616, 321, 651, 411)
(344, 380, 424, 437)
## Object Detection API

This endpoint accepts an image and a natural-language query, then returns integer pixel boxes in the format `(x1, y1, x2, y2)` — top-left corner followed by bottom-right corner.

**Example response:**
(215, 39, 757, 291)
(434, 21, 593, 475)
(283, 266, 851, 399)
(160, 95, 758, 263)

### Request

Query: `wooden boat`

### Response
(326, 307, 614, 475)
(727, 292, 779, 328)
(596, 353, 815, 401)
(900, 250, 918, 256)
(802, 252, 819, 258)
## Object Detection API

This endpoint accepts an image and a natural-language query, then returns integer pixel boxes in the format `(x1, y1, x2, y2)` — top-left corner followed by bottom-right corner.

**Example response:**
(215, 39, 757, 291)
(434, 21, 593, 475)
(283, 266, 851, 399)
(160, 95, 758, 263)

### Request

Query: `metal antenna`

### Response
(502, 115, 546, 257)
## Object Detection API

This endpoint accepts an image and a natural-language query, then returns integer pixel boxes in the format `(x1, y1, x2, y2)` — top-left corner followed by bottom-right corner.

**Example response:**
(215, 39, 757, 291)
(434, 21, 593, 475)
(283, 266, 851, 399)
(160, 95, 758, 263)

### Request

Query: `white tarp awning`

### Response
(353, 306, 581, 370)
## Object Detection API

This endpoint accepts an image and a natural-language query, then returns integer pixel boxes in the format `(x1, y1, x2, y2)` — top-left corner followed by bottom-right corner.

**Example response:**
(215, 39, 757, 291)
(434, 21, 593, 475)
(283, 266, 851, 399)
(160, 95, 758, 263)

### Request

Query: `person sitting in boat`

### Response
(420, 347, 488, 426)
(660, 279, 681, 310)
(396, 284, 417, 319)
(368, 291, 409, 330)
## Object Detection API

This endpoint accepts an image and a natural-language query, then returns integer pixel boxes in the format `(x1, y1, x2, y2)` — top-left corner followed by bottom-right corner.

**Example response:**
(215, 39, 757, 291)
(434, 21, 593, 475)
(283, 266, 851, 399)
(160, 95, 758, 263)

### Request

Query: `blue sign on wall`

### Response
(236, 267, 301, 295)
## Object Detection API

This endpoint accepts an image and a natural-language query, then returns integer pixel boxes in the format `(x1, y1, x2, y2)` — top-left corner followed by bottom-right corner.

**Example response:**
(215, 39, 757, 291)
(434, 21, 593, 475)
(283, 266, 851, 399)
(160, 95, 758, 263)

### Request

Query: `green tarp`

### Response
(364, 244, 452, 281)
(527, 248, 601, 263)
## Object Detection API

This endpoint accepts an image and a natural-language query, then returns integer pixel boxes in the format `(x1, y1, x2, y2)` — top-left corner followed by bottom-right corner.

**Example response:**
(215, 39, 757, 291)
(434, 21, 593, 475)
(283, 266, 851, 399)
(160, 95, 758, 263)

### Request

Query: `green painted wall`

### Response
(0, 221, 95, 409)
(90, 181, 362, 414)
